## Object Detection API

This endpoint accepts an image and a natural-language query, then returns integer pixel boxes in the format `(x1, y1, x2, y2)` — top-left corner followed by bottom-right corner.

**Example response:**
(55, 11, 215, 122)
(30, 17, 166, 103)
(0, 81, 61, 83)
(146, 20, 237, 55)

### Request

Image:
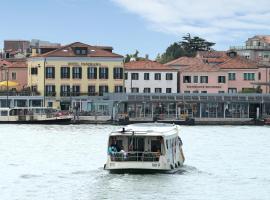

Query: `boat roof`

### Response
(110, 123, 180, 137)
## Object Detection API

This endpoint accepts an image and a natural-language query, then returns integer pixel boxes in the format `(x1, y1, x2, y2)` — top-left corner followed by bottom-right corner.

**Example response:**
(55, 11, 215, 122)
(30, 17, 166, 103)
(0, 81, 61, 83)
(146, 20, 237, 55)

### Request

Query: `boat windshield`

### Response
(108, 135, 164, 162)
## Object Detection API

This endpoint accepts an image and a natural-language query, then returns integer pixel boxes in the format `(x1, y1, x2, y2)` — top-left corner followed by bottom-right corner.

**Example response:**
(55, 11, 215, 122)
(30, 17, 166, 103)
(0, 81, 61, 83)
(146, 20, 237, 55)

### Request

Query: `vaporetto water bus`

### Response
(0, 107, 72, 124)
(104, 123, 185, 173)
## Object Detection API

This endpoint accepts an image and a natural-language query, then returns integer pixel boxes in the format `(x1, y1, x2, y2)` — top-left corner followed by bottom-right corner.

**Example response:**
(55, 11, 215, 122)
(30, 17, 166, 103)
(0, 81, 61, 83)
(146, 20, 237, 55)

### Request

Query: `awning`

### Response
(0, 81, 19, 87)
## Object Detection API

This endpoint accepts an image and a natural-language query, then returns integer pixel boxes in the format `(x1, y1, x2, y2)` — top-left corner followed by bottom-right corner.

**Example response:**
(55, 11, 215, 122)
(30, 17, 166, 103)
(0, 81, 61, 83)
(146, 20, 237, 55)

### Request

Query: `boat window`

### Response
(0, 111, 8, 116)
(10, 109, 18, 116)
(151, 140, 161, 152)
(166, 140, 168, 149)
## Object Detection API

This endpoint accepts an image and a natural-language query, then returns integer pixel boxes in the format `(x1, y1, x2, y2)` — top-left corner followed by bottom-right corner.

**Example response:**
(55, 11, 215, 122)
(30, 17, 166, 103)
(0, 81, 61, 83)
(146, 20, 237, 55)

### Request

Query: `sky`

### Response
(0, 0, 270, 59)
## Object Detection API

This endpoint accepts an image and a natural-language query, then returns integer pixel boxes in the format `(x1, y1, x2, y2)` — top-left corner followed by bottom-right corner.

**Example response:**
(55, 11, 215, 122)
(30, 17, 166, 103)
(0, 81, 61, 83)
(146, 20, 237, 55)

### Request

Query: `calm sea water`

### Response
(0, 124, 270, 200)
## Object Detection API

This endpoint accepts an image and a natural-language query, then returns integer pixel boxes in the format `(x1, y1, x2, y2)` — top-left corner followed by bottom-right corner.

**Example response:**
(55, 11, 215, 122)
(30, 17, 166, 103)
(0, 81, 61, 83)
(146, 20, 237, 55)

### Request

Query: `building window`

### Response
(131, 88, 139, 93)
(243, 73, 255, 80)
(88, 85, 96, 96)
(131, 73, 139, 80)
(183, 76, 191, 83)
(144, 73, 149, 80)
(228, 73, 236, 80)
(11, 72, 16, 80)
(155, 73, 161, 80)
(201, 91, 207, 93)
(31, 67, 38, 75)
(99, 85, 109, 96)
(166, 88, 172, 93)
(193, 90, 199, 93)
(72, 67, 82, 79)
(218, 91, 225, 93)
(74, 48, 87, 55)
(45, 85, 56, 96)
(115, 86, 123, 93)
(125, 73, 128, 80)
(99, 67, 109, 79)
(113, 67, 123, 79)
(193, 76, 198, 83)
(258, 72, 261, 80)
(200, 76, 208, 83)
(143, 88, 151, 93)
(31, 85, 37, 92)
(87, 67, 97, 79)
(155, 88, 162, 93)
(166, 73, 173, 80)
(60, 85, 70, 96)
(46, 67, 55, 78)
(228, 88, 237, 93)
(218, 76, 226, 83)
(61, 67, 70, 79)
(72, 85, 80, 96)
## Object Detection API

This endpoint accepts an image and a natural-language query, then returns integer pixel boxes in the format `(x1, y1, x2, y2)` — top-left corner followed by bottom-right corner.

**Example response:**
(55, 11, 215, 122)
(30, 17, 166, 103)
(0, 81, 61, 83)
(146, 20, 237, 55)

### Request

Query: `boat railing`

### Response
(110, 151, 160, 162)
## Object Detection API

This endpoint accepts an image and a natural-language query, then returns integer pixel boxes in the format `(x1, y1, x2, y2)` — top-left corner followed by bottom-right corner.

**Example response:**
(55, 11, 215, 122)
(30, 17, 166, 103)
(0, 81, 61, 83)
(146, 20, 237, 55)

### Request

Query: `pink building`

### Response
(0, 58, 28, 91)
(166, 51, 269, 93)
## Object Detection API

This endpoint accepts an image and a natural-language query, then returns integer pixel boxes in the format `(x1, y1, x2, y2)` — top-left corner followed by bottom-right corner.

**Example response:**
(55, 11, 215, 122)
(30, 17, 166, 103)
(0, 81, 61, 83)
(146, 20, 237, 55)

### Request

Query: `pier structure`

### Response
(1, 93, 270, 124)
(113, 93, 270, 123)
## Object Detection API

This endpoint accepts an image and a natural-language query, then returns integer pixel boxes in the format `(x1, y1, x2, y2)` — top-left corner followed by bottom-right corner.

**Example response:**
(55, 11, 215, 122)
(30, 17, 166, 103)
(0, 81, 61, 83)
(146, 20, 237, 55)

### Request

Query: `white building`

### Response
(124, 60, 178, 93)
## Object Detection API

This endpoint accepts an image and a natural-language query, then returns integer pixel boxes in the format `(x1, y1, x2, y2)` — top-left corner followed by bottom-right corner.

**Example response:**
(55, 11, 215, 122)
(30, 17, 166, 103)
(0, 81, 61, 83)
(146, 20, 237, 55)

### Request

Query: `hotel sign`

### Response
(187, 85, 222, 89)
(67, 62, 101, 66)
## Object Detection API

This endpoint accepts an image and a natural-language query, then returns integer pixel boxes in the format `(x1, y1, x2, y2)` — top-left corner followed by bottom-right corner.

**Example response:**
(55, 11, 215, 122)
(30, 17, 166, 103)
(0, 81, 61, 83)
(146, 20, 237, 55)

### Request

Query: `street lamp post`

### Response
(38, 57, 47, 107)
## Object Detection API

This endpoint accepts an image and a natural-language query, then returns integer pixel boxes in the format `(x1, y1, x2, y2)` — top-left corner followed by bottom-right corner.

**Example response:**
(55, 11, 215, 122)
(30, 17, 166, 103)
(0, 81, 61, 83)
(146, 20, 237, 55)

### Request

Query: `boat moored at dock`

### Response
(104, 123, 185, 173)
(0, 107, 73, 124)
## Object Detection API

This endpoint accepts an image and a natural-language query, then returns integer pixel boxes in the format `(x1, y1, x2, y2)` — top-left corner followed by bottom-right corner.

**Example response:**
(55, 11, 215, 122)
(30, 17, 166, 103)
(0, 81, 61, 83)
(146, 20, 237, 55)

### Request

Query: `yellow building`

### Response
(27, 42, 124, 109)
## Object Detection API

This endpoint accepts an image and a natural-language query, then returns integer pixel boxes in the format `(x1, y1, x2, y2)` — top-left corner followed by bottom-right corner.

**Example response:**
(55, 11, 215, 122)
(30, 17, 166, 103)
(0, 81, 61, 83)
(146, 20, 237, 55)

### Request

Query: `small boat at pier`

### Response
(104, 123, 185, 173)
(0, 107, 72, 124)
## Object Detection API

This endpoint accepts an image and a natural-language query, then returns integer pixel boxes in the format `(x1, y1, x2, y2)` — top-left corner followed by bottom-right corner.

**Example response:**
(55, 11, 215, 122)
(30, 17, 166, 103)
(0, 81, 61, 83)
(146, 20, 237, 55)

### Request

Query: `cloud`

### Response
(112, 0, 270, 48)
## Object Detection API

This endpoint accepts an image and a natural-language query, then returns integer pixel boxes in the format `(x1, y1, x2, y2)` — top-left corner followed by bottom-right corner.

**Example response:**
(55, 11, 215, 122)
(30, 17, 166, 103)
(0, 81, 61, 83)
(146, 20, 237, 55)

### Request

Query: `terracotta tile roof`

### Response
(197, 51, 228, 58)
(0, 58, 27, 68)
(217, 56, 260, 69)
(179, 63, 220, 72)
(0, 59, 11, 67)
(125, 60, 176, 70)
(165, 56, 204, 67)
(32, 42, 123, 58)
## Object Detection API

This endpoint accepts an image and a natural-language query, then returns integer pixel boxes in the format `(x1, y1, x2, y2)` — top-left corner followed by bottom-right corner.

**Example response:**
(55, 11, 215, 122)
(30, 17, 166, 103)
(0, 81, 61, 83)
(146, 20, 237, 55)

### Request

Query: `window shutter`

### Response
(79, 67, 82, 79)
(67, 67, 70, 78)
(52, 67, 55, 78)
(94, 67, 97, 79)
(106, 68, 109, 79)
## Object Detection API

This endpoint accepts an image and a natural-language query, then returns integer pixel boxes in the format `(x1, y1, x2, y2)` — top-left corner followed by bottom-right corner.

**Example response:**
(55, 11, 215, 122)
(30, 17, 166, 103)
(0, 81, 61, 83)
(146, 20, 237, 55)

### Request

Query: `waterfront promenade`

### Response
(1, 93, 270, 125)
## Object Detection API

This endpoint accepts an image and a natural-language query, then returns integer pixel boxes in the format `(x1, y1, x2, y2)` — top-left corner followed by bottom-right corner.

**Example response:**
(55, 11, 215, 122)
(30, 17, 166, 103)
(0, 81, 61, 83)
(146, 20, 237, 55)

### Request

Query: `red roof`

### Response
(165, 51, 262, 72)
(0, 58, 27, 68)
(165, 57, 204, 67)
(32, 42, 123, 58)
(125, 60, 176, 70)
(218, 56, 260, 69)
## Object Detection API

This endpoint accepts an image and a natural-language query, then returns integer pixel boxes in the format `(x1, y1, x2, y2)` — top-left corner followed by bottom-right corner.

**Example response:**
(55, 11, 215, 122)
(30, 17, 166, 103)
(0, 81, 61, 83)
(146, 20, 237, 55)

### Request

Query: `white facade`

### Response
(125, 70, 178, 93)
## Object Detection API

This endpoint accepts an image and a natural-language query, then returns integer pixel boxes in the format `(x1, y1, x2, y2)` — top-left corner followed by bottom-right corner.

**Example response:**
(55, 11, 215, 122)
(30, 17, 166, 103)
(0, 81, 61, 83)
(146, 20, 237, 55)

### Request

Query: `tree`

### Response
(124, 50, 149, 63)
(156, 34, 215, 63)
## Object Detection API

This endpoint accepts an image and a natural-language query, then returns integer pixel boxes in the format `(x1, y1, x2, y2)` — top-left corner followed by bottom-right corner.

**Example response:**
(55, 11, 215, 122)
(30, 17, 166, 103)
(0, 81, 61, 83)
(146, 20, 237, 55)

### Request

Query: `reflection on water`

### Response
(0, 124, 270, 200)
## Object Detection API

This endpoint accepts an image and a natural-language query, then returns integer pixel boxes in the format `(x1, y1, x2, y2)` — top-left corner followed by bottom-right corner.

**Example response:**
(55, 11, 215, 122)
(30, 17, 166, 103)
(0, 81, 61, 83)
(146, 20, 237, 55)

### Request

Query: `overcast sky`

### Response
(0, 0, 269, 59)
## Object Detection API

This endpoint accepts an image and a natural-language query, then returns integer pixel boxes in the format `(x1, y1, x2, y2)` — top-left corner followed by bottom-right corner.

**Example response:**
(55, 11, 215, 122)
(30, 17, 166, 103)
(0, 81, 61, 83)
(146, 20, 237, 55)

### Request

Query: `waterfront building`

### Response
(230, 35, 270, 92)
(27, 42, 124, 109)
(124, 60, 178, 94)
(230, 35, 270, 65)
(166, 51, 269, 93)
(0, 58, 28, 91)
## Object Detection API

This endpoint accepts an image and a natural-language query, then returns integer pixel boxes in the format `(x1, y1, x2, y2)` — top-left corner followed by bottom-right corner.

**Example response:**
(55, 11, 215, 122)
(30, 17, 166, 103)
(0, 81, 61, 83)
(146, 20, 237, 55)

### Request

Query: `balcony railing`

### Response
(230, 46, 270, 50)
